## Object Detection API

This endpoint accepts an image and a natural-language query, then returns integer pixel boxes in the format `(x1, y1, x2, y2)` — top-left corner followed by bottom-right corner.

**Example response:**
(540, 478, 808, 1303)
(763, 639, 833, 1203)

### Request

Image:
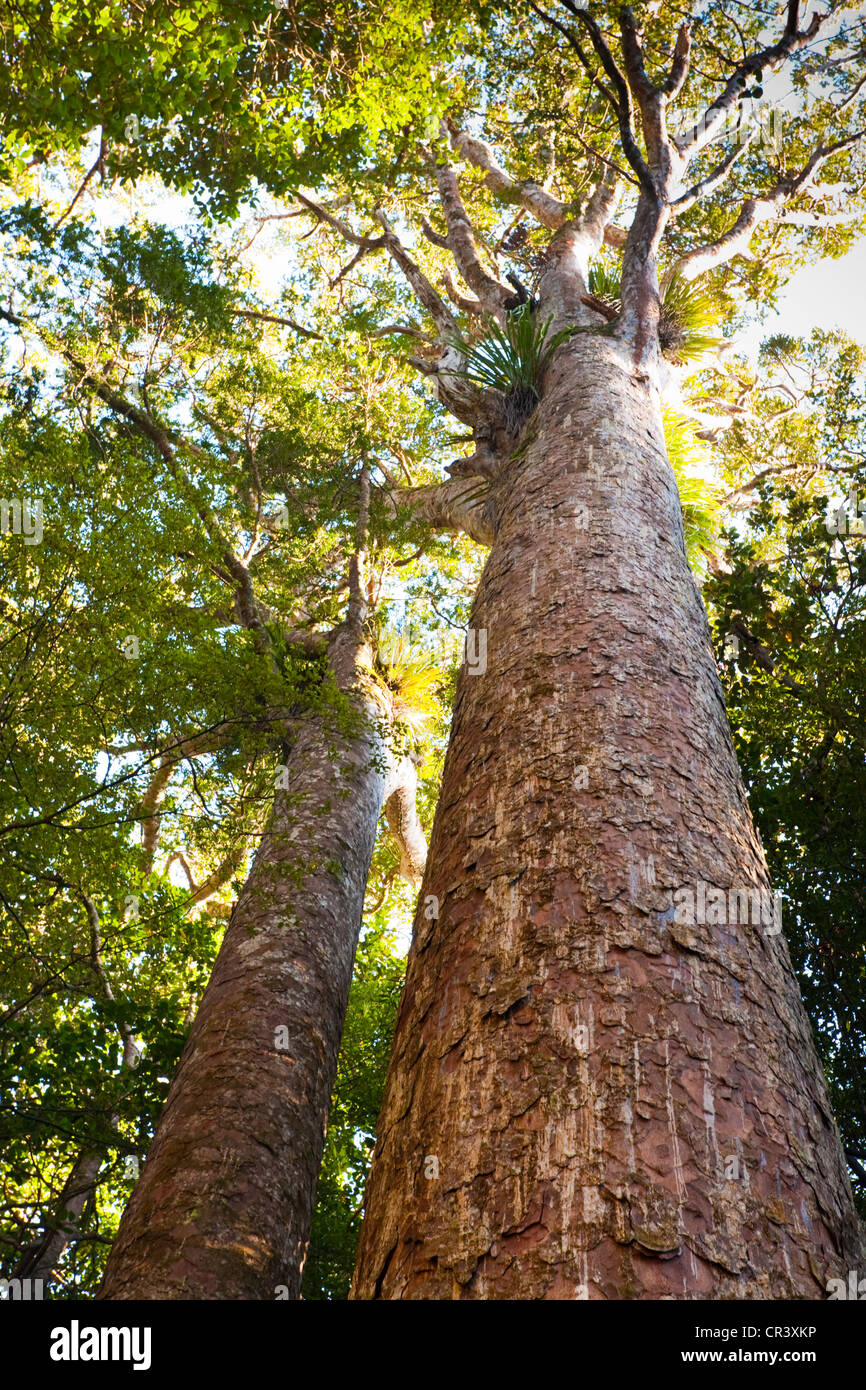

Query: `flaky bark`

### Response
(431, 158, 512, 318)
(286, 1, 866, 1301)
(81, 0, 864, 1304)
(99, 622, 425, 1300)
(351, 332, 863, 1300)
(384, 475, 497, 546)
(384, 754, 427, 886)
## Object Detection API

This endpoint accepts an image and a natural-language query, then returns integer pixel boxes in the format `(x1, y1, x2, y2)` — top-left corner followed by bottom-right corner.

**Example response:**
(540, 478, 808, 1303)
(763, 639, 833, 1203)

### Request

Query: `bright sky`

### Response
(63, 111, 866, 355)
(772, 237, 866, 340)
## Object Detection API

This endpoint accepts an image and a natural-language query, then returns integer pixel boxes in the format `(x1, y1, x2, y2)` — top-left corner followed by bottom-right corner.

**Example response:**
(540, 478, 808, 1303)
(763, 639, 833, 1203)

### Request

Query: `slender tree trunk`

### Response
(99, 633, 402, 1300)
(352, 333, 864, 1299)
(14, 893, 142, 1287)
(15, 1149, 103, 1283)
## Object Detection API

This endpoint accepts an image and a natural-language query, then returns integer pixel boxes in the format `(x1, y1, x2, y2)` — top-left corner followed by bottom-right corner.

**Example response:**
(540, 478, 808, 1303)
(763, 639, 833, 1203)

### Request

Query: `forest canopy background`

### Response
(0, 0, 865, 1299)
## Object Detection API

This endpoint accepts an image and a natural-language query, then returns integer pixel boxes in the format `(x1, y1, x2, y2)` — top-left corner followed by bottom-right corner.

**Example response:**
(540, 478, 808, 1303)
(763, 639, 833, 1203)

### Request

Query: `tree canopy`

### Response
(2, 0, 865, 1298)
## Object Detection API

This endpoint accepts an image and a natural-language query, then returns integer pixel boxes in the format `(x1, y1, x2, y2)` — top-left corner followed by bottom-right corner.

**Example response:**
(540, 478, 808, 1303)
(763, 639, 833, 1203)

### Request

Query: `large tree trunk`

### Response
(99, 635, 407, 1300)
(352, 332, 864, 1299)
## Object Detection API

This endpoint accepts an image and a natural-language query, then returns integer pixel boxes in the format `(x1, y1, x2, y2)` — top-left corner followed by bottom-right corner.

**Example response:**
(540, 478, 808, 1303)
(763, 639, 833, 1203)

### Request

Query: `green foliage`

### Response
(450, 304, 576, 426)
(706, 334, 866, 1213)
(661, 406, 721, 573)
(587, 263, 725, 364)
(585, 261, 622, 313)
(657, 272, 726, 366)
(0, 0, 483, 216)
(373, 628, 445, 746)
(301, 919, 405, 1300)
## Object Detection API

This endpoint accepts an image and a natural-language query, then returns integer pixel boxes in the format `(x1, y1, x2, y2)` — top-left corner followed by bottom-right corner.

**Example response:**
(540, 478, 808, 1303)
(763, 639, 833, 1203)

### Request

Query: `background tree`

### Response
(0, 0, 477, 215)
(707, 327, 866, 1217)
(4, 0, 866, 1303)
(0, 183, 479, 1295)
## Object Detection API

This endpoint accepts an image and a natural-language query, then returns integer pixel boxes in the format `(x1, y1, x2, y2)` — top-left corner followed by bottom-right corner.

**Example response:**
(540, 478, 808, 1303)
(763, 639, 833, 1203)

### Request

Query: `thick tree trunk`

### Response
(100, 643, 397, 1300)
(352, 333, 864, 1299)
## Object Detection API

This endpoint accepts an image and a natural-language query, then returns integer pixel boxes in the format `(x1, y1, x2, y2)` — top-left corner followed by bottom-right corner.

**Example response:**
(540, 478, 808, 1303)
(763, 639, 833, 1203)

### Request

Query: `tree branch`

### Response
(664, 22, 692, 99)
(368, 322, 437, 342)
(581, 164, 622, 251)
(618, 5, 657, 108)
(1, 305, 279, 656)
(139, 758, 174, 873)
(676, 1, 830, 158)
(347, 463, 370, 640)
(295, 191, 385, 250)
(432, 158, 511, 316)
(669, 130, 756, 216)
(441, 266, 484, 315)
(562, 3, 656, 196)
(184, 837, 250, 909)
(448, 124, 572, 230)
(379, 475, 495, 546)
(421, 217, 451, 249)
(232, 308, 323, 340)
(50, 134, 106, 232)
(374, 210, 459, 340)
(383, 753, 428, 887)
(674, 130, 866, 280)
(136, 723, 240, 873)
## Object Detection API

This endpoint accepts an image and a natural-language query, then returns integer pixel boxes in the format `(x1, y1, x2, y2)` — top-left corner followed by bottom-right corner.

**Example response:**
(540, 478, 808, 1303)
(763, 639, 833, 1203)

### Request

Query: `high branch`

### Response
(299, 0, 865, 536)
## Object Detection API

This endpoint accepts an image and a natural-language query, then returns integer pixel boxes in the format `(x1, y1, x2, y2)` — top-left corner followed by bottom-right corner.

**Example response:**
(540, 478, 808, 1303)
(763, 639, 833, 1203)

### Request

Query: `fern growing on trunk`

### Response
(587, 263, 725, 364)
(450, 305, 576, 431)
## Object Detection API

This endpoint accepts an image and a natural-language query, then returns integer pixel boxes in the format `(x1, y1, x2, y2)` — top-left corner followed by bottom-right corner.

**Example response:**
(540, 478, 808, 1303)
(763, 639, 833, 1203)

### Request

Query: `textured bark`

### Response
(385, 754, 428, 887)
(352, 332, 864, 1299)
(99, 642, 399, 1300)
